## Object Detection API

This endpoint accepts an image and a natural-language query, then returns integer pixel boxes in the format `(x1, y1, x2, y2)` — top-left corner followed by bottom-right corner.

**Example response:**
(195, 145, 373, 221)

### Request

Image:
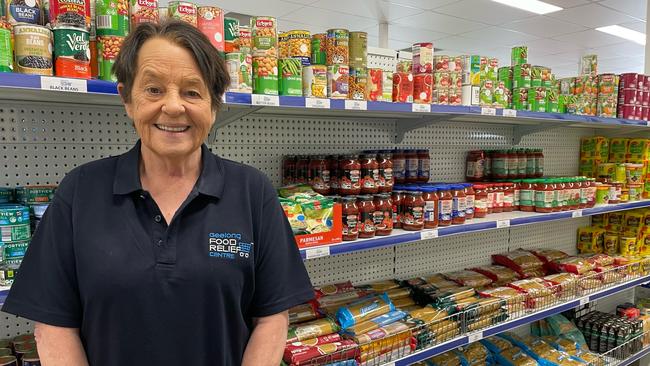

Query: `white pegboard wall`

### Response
(509, 217, 590, 256)
(304, 247, 395, 286)
(0, 313, 33, 337)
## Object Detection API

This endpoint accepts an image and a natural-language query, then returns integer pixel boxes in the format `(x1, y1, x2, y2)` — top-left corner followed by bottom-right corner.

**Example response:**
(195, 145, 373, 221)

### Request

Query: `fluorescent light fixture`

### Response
(491, 0, 562, 15)
(596, 25, 646, 45)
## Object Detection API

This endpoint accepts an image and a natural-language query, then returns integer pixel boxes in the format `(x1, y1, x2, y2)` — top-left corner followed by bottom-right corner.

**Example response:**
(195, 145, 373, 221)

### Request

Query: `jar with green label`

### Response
(595, 185, 609, 205)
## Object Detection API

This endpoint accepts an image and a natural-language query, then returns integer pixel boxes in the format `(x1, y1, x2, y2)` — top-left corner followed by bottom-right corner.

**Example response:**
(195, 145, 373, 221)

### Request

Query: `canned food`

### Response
(15, 185, 55, 204)
(252, 56, 278, 95)
(238, 25, 251, 55)
(14, 24, 52, 75)
(282, 30, 310, 66)
(449, 72, 462, 89)
(513, 63, 531, 89)
(7, 0, 41, 25)
(45, 0, 90, 29)
(224, 17, 238, 53)
(279, 58, 302, 96)
(511, 45, 527, 66)
(89, 37, 97, 77)
(619, 88, 637, 104)
(433, 55, 449, 71)
(494, 82, 510, 108)
(434, 88, 449, 105)
(392, 72, 413, 103)
(411, 43, 432, 74)
(559, 77, 575, 94)
(197, 6, 224, 54)
(53, 26, 90, 79)
(643, 91, 649, 106)
(349, 31, 366, 68)
(618, 104, 637, 120)
(277, 31, 286, 58)
(0, 349, 9, 357)
(0, 355, 16, 366)
(130, 0, 158, 28)
(225, 52, 251, 93)
(167, 1, 196, 27)
(302, 65, 326, 98)
(0, 189, 12, 204)
(21, 351, 38, 366)
(157, 6, 167, 22)
(310, 33, 326, 65)
(637, 104, 644, 120)
(529, 87, 547, 112)
(449, 87, 462, 105)
(598, 73, 618, 95)
(96, 35, 123, 81)
(0, 21, 12, 72)
(643, 107, 649, 121)
(348, 67, 366, 100)
(597, 95, 617, 118)
(382, 72, 392, 102)
(4, 241, 28, 259)
(619, 73, 638, 89)
(367, 68, 382, 101)
(0, 205, 29, 226)
(413, 73, 432, 104)
(479, 80, 494, 106)
(96, 0, 129, 36)
(581, 54, 597, 76)
(433, 71, 450, 89)
(251, 16, 276, 57)
(327, 64, 348, 99)
(325, 28, 348, 65)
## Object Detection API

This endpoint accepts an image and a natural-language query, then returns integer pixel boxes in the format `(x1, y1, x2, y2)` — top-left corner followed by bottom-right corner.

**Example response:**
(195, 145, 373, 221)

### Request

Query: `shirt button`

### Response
(157, 239, 163, 246)
(154, 215, 162, 223)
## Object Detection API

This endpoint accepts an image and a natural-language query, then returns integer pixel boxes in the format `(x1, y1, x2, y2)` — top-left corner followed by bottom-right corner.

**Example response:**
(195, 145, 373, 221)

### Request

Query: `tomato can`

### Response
(327, 64, 348, 99)
(382, 72, 392, 102)
(302, 65, 326, 98)
(46, 0, 90, 29)
(618, 88, 637, 104)
(433, 55, 449, 71)
(7, 0, 41, 25)
(284, 30, 310, 66)
(325, 28, 348, 65)
(392, 72, 413, 103)
(129, 0, 158, 28)
(637, 103, 644, 120)
(279, 58, 302, 96)
(167, 1, 196, 27)
(598, 73, 618, 96)
(644, 74, 650, 92)
(238, 25, 251, 55)
(618, 104, 637, 120)
(644, 91, 650, 107)
(349, 31, 366, 68)
(348, 67, 367, 100)
(433, 88, 449, 105)
(449, 87, 462, 105)
(96, 0, 129, 36)
(0, 21, 12, 72)
(96, 35, 123, 81)
(225, 52, 251, 93)
(412, 42, 432, 74)
(251, 16, 276, 57)
(252, 56, 278, 95)
(619, 73, 639, 90)
(197, 6, 224, 54)
(433, 71, 450, 89)
(397, 60, 412, 73)
(643, 106, 649, 121)
(14, 24, 52, 75)
(597, 95, 617, 118)
(310, 33, 326, 65)
(224, 16, 238, 53)
(367, 68, 382, 101)
(413, 73, 432, 104)
(449, 72, 462, 88)
(53, 26, 90, 79)
(495, 82, 510, 109)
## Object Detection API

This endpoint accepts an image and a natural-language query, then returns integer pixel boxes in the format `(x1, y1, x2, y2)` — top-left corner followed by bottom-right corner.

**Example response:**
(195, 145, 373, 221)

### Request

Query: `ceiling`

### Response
(176, 0, 648, 78)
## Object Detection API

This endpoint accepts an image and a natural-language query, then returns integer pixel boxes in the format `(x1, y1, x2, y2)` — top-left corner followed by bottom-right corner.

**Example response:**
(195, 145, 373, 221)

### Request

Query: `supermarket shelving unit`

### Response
(1, 49, 650, 364)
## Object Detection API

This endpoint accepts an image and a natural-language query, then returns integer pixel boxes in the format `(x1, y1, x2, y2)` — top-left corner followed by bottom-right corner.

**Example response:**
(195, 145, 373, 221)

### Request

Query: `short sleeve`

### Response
(249, 177, 314, 317)
(2, 172, 82, 327)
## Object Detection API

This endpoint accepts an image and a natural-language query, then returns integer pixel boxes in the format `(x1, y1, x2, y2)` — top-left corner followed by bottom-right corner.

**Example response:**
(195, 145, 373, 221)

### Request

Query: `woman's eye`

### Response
(145, 87, 161, 95)
(187, 90, 201, 98)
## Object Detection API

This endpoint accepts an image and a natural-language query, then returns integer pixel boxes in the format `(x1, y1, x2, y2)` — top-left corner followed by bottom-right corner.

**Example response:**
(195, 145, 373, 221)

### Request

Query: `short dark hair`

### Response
(113, 20, 230, 111)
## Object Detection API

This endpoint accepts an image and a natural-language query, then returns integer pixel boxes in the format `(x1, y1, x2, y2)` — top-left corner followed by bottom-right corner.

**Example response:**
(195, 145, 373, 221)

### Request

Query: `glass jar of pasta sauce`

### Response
(421, 186, 439, 229)
(391, 189, 405, 229)
(437, 185, 453, 227)
(377, 151, 394, 193)
(417, 149, 430, 183)
(450, 184, 466, 225)
(360, 154, 379, 194)
(405, 149, 419, 184)
(339, 154, 361, 195)
(392, 149, 406, 184)
(373, 193, 393, 236)
(401, 190, 425, 231)
(463, 183, 475, 219)
(473, 184, 488, 218)
(341, 197, 359, 241)
(328, 155, 340, 195)
(309, 155, 331, 195)
(357, 195, 376, 238)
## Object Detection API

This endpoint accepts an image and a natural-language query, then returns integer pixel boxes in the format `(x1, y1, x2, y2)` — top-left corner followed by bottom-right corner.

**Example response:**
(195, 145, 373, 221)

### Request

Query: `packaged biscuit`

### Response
(336, 293, 394, 329)
(286, 317, 340, 343)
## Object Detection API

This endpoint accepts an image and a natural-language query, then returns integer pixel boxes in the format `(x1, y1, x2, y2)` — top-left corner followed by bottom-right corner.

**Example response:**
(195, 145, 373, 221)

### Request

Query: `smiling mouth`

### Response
(155, 124, 190, 133)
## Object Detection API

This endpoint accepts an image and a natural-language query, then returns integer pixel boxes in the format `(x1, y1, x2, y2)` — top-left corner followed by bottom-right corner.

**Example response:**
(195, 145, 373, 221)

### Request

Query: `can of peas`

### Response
(252, 56, 278, 95)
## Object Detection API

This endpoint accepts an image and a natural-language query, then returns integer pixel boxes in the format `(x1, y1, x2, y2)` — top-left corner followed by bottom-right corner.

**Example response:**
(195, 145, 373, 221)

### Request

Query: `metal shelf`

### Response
(301, 200, 650, 260)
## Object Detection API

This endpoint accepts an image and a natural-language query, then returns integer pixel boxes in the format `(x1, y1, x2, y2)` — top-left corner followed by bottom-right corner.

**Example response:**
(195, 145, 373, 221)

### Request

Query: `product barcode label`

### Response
(344, 100, 367, 110)
(481, 107, 496, 116)
(468, 331, 483, 342)
(572, 210, 583, 218)
(96, 15, 112, 29)
(305, 246, 330, 259)
(496, 219, 510, 228)
(503, 109, 517, 117)
(420, 230, 438, 240)
(412, 103, 431, 113)
(251, 94, 280, 107)
(41, 77, 87, 93)
(305, 98, 330, 109)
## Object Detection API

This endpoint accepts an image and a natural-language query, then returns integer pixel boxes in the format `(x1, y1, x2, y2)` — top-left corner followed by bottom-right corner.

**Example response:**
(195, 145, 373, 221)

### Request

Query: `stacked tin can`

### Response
(407, 43, 431, 104)
(596, 73, 619, 118)
(302, 32, 326, 98)
(278, 29, 309, 97)
(461, 55, 498, 107)
(94, 0, 130, 80)
(322, 28, 349, 99)
(429, 53, 461, 105)
(617, 73, 650, 121)
(224, 18, 250, 94)
(250, 16, 278, 95)
(347, 31, 367, 101)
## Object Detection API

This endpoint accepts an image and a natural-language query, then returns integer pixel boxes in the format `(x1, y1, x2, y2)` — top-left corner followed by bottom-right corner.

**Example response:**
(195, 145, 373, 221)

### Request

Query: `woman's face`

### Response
(119, 37, 216, 160)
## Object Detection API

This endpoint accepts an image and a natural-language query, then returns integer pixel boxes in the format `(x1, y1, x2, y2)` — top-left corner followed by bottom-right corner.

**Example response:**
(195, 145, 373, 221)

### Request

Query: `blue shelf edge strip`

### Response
(619, 345, 650, 366)
(301, 200, 650, 259)
(393, 275, 650, 366)
(0, 74, 647, 126)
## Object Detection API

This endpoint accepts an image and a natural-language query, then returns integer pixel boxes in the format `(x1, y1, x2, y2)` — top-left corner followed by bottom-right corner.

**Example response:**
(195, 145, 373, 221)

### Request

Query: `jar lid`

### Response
(360, 153, 377, 159)
(342, 154, 359, 159)
(435, 184, 450, 190)
(406, 190, 422, 195)
(393, 185, 407, 190)
(341, 196, 357, 203)
(420, 186, 437, 192)
(357, 195, 374, 201)
(377, 151, 392, 159)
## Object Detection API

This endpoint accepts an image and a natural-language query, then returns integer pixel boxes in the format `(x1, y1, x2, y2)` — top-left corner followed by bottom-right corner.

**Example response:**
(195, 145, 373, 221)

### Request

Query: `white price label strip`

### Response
(503, 109, 517, 117)
(420, 229, 439, 240)
(646, 121, 650, 127)
(572, 210, 583, 218)
(251, 94, 280, 107)
(412, 103, 431, 113)
(305, 246, 330, 259)
(468, 331, 483, 343)
(305, 98, 330, 109)
(40, 77, 87, 93)
(481, 107, 496, 116)
(496, 219, 510, 228)
(580, 297, 589, 306)
(345, 100, 367, 110)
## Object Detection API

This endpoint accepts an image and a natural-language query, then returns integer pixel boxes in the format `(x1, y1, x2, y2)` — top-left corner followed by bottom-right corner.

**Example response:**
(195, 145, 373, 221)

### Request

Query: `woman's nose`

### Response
(161, 91, 185, 115)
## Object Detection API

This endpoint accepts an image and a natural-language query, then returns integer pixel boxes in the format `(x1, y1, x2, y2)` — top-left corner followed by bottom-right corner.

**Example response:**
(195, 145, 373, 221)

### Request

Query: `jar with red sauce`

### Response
(555, 178, 566, 211)
(466, 150, 485, 181)
(417, 149, 430, 183)
(401, 190, 425, 231)
(393, 150, 406, 184)
(391, 189, 405, 229)
(339, 154, 361, 195)
(463, 183, 475, 219)
(512, 180, 521, 210)
(357, 195, 376, 238)
(534, 149, 544, 177)
(567, 177, 579, 210)
(309, 155, 331, 195)
(405, 149, 419, 183)
(492, 183, 504, 213)
(517, 149, 527, 179)
(492, 150, 508, 180)
(422, 186, 439, 228)
(534, 179, 554, 213)
(577, 177, 587, 209)
(502, 182, 514, 212)
(486, 183, 495, 214)
(282, 155, 297, 185)
(507, 149, 518, 180)
(360, 154, 379, 194)
(474, 184, 488, 218)
(378, 151, 394, 193)
(341, 197, 359, 241)
(519, 179, 535, 212)
(450, 184, 466, 225)
(296, 155, 310, 183)
(586, 178, 596, 208)
(373, 193, 393, 236)
(437, 185, 453, 226)
(328, 155, 340, 195)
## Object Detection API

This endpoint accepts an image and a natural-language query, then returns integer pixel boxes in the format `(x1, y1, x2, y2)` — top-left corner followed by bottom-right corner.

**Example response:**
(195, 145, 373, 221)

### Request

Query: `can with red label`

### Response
(642, 74, 649, 91)
(433, 55, 449, 71)
(413, 73, 432, 104)
(636, 90, 644, 106)
(619, 73, 638, 89)
(130, 0, 158, 28)
(597, 73, 618, 96)
(619, 104, 637, 120)
(433, 71, 450, 89)
(449, 72, 462, 88)
(168, 1, 197, 27)
(367, 68, 382, 101)
(637, 104, 644, 120)
(449, 88, 462, 105)
(619, 89, 637, 104)
(434, 89, 449, 105)
(47, 0, 91, 29)
(412, 42, 432, 74)
(392, 72, 413, 103)
(644, 92, 650, 107)
(252, 16, 277, 58)
(197, 6, 224, 54)
(643, 107, 649, 121)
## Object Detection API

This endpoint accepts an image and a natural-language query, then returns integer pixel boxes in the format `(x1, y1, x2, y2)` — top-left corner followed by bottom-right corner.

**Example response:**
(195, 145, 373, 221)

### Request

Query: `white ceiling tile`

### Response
(383, 0, 458, 10)
(458, 27, 539, 47)
(434, 0, 537, 26)
(393, 11, 490, 34)
(547, 3, 638, 28)
(597, 57, 644, 73)
(305, 0, 423, 22)
(599, 0, 646, 19)
(551, 29, 626, 48)
(526, 38, 586, 56)
(280, 7, 378, 30)
(529, 54, 579, 68)
(618, 21, 646, 33)
(500, 16, 587, 38)
(217, 0, 304, 17)
(435, 35, 494, 54)
(589, 42, 645, 57)
(551, 49, 595, 62)
(365, 24, 450, 42)
(283, 0, 319, 4)
(276, 20, 321, 34)
(543, 0, 592, 9)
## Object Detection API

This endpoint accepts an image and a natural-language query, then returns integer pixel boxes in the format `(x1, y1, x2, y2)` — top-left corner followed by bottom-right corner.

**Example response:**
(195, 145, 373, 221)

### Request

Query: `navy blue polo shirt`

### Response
(2, 141, 314, 365)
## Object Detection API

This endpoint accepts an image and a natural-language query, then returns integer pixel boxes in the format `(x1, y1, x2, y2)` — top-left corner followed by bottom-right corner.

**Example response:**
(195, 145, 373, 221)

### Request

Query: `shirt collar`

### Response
(113, 140, 224, 199)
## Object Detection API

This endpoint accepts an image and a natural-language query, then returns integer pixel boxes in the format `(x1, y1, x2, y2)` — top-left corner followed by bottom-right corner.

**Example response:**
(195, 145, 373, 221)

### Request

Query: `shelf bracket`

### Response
(395, 115, 448, 143)
(512, 123, 568, 145)
(210, 105, 262, 144)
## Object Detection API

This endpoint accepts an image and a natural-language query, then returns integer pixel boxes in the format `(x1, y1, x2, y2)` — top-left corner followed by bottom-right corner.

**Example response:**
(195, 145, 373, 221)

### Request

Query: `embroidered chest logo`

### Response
(208, 232, 253, 260)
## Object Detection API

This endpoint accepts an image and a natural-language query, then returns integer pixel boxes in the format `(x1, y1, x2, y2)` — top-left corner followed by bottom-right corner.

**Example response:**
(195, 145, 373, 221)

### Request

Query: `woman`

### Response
(2, 20, 314, 365)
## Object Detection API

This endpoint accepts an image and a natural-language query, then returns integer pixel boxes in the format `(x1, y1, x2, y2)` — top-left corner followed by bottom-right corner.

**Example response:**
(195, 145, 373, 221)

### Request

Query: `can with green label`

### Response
(546, 87, 559, 113)
(224, 17, 239, 53)
(0, 21, 13, 73)
(0, 188, 13, 204)
(349, 31, 367, 68)
(3, 240, 28, 259)
(225, 52, 252, 93)
(512, 88, 528, 110)
(15, 186, 56, 204)
(511, 45, 527, 66)
(279, 58, 302, 96)
(311, 33, 326, 65)
(529, 87, 547, 112)
(252, 56, 278, 95)
(95, 0, 129, 36)
(97, 35, 124, 81)
(0, 205, 29, 226)
(498, 66, 512, 90)
(513, 63, 531, 89)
